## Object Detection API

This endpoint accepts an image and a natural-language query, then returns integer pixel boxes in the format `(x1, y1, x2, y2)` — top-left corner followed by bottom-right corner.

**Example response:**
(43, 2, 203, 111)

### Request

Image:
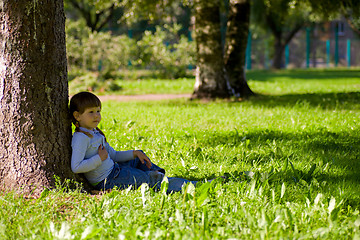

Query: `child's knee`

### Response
(148, 171, 165, 186)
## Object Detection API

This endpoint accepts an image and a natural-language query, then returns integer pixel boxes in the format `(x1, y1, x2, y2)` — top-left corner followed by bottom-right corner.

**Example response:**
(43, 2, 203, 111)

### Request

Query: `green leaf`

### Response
(81, 225, 101, 240)
(308, 164, 317, 177)
(38, 188, 50, 201)
(280, 182, 286, 199)
(328, 197, 336, 214)
(201, 206, 208, 233)
(160, 176, 169, 195)
(196, 182, 211, 206)
(289, 161, 300, 183)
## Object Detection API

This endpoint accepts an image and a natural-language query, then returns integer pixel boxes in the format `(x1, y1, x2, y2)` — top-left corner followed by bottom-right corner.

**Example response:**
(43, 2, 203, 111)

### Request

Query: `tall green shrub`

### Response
(66, 19, 196, 82)
(137, 24, 196, 79)
(66, 19, 137, 78)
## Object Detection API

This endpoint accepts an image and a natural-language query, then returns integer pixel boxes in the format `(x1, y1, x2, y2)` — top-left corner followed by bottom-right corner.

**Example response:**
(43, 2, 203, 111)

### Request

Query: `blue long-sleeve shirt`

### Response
(71, 127, 134, 184)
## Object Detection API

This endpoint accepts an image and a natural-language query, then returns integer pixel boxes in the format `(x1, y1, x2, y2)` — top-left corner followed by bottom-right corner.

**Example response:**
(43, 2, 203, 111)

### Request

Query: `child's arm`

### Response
(71, 134, 103, 173)
(105, 143, 151, 168)
(104, 142, 134, 162)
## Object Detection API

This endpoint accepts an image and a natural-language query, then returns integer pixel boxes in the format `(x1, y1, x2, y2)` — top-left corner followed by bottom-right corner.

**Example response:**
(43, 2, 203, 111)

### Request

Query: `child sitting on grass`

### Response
(70, 91, 197, 192)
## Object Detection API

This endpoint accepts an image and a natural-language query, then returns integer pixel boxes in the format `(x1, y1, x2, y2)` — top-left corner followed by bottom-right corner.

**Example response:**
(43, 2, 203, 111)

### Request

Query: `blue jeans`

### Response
(94, 155, 197, 193)
(166, 177, 197, 193)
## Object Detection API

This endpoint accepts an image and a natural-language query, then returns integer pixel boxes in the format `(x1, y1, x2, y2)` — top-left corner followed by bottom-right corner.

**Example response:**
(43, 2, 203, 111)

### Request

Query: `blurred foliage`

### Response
(64, 0, 123, 32)
(136, 24, 196, 79)
(251, 0, 311, 33)
(66, 18, 196, 92)
(305, 0, 360, 19)
(68, 72, 122, 93)
(64, 0, 120, 10)
(66, 19, 137, 78)
(303, 0, 360, 35)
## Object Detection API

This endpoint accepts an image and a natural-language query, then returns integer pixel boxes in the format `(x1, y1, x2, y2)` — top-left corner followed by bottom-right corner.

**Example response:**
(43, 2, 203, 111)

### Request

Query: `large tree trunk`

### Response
(192, 0, 230, 99)
(0, 1, 74, 196)
(224, 0, 254, 97)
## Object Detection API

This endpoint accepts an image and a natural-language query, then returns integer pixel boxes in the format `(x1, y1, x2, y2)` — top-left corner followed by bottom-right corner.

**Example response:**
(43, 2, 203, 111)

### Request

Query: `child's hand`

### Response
(134, 150, 152, 169)
(98, 145, 108, 161)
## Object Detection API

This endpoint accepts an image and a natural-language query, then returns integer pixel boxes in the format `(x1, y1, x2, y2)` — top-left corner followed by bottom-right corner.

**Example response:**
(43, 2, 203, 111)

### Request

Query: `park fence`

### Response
(246, 32, 360, 70)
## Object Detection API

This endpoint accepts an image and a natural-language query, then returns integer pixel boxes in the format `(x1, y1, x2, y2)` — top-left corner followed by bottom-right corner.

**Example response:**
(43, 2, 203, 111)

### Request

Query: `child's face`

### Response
(73, 106, 101, 130)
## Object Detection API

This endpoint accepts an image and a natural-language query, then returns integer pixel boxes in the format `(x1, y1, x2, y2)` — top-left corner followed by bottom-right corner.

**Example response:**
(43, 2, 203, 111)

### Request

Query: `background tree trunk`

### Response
(192, 0, 230, 99)
(0, 1, 74, 196)
(224, 0, 254, 97)
(271, 23, 304, 69)
(272, 36, 284, 69)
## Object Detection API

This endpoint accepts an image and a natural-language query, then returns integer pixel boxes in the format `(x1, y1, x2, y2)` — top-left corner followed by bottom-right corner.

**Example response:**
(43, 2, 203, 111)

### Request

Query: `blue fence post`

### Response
(347, 39, 351, 67)
(306, 27, 310, 68)
(326, 40, 330, 67)
(334, 23, 339, 67)
(285, 44, 289, 69)
(246, 30, 252, 70)
(98, 59, 102, 72)
(188, 30, 192, 42)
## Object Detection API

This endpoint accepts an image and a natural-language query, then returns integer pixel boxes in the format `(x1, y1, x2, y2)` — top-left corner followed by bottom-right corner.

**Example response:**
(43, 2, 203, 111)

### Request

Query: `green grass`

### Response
(2, 69, 360, 239)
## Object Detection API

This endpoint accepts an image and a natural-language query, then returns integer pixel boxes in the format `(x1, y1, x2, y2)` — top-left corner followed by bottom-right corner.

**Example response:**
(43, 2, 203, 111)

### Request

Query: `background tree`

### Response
(65, 0, 122, 32)
(224, 0, 254, 97)
(191, 0, 230, 98)
(192, 0, 255, 98)
(0, 1, 74, 195)
(121, 0, 254, 99)
(190, 0, 254, 98)
(252, 0, 311, 69)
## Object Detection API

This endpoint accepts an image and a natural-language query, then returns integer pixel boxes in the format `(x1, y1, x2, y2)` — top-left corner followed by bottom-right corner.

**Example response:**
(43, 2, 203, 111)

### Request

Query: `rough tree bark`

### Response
(192, 0, 231, 99)
(224, 0, 254, 97)
(0, 0, 74, 196)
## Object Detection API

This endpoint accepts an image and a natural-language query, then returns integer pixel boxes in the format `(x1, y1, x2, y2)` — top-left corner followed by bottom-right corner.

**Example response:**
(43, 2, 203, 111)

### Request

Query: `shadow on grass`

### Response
(144, 90, 360, 111)
(168, 127, 360, 201)
(195, 128, 360, 191)
(201, 128, 359, 165)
